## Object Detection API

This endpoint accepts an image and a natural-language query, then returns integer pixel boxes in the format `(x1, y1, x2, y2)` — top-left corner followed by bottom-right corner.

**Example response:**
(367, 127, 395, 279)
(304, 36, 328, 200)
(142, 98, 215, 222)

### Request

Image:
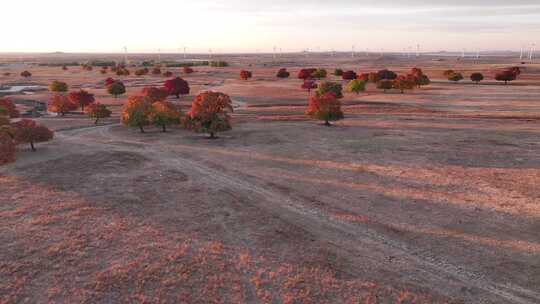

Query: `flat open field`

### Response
(1, 54, 539, 303)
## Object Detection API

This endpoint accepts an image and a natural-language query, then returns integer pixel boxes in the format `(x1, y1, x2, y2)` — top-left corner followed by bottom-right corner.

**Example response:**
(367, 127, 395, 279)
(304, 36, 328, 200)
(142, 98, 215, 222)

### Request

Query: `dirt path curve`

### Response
(50, 124, 540, 304)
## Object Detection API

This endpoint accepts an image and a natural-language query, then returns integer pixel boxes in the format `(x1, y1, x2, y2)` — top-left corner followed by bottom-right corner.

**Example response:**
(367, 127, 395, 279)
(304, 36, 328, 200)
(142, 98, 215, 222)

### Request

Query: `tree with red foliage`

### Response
(164, 77, 190, 99)
(20, 71, 32, 78)
(121, 96, 153, 133)
(142, 86, 169, 102)
(183, 91, 233, 139)
(11, 119, 54, 151)
(85, 103, 111, 125)
(49, 94, 78, 116)
(62, 65, 68, 71)
(152, 67, 162, 75)
(68, 89, 95, 112)
(183, 67, 194, 74)
(298, 68, 316, 80)
(276, 68, 290, 78)
(495, 70, 516, 85)
(377, 69, 397, 80)
(342, 70, 357, 80)
(107, 81, 126, 98)
(104, 77, 116, 87)
(0, 98, 20, 118)
(470, 73, 484, 84)
(301, 80, 318, 94)
(508, 67, 521, 76)
(393, 75, 415, 93)
(240, 70, 252, 80)
(306, 92, 344, 126)
(150, 101, 182, 132)
(163, 71, 173, 77)
(0, 130, 16, 165)
(100, 68, 107, 74)
(408, 68, 430, 88)
(0, 110, 16, 165)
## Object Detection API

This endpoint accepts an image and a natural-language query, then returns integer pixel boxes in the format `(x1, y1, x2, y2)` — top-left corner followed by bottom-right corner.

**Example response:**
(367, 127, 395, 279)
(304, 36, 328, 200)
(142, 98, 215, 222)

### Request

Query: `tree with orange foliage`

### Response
(240, 70, 252, 80)
(183, 91, 233, 138)
(306, 92, 344, 126)
(49, 94, 78, 116)
(164, 77, 190, 99)
(142, 86, 169, 102)
(86, 103, 111, 125)
(0, 98, 20, 118)
(11, 119, 54, 151)
(20, 71, 32, 78)
(152, 67, 162, 75)
(121, 96, 153, 133)
(150, 101, 182, 132)
(68, 89, 95, 112)
(393, 75, 416, 93)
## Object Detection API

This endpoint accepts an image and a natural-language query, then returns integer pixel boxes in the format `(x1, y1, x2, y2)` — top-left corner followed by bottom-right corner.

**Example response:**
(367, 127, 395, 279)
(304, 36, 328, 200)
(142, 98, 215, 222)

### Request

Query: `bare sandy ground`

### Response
(1, 54, 539, 303)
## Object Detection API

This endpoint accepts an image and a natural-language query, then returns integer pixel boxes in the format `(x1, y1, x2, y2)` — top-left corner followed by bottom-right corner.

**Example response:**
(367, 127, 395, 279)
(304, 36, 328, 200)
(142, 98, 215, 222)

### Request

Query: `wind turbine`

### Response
(123, 46, 128, 64)
(416, 44, 420, 57)
(520, 46, 524, 60)
(351, 45, 355, 58)
(530, 43, 535, 61)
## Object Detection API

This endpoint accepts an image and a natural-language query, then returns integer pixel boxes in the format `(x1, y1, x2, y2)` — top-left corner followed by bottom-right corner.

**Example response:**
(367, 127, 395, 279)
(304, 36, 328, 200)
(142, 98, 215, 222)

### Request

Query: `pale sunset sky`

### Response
(1, 0, 539, 53)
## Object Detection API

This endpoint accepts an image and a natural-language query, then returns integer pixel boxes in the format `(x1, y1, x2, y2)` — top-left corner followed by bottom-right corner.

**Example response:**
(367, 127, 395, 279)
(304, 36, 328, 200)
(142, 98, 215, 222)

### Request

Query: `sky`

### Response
(1, 0, 539, 53)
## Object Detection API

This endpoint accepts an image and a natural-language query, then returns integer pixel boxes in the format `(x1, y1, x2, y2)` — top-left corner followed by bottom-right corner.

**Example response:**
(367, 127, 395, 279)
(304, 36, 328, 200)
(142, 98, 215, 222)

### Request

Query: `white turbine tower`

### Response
(416, 44, 420, 57)
(530, 43, 535, 61)
(520, 46, 524, 60)
(273, 46, 277, 61)
(123, 46, 128, 64)
(184, 47, 187, 59)
(351, 45, 355, 58)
